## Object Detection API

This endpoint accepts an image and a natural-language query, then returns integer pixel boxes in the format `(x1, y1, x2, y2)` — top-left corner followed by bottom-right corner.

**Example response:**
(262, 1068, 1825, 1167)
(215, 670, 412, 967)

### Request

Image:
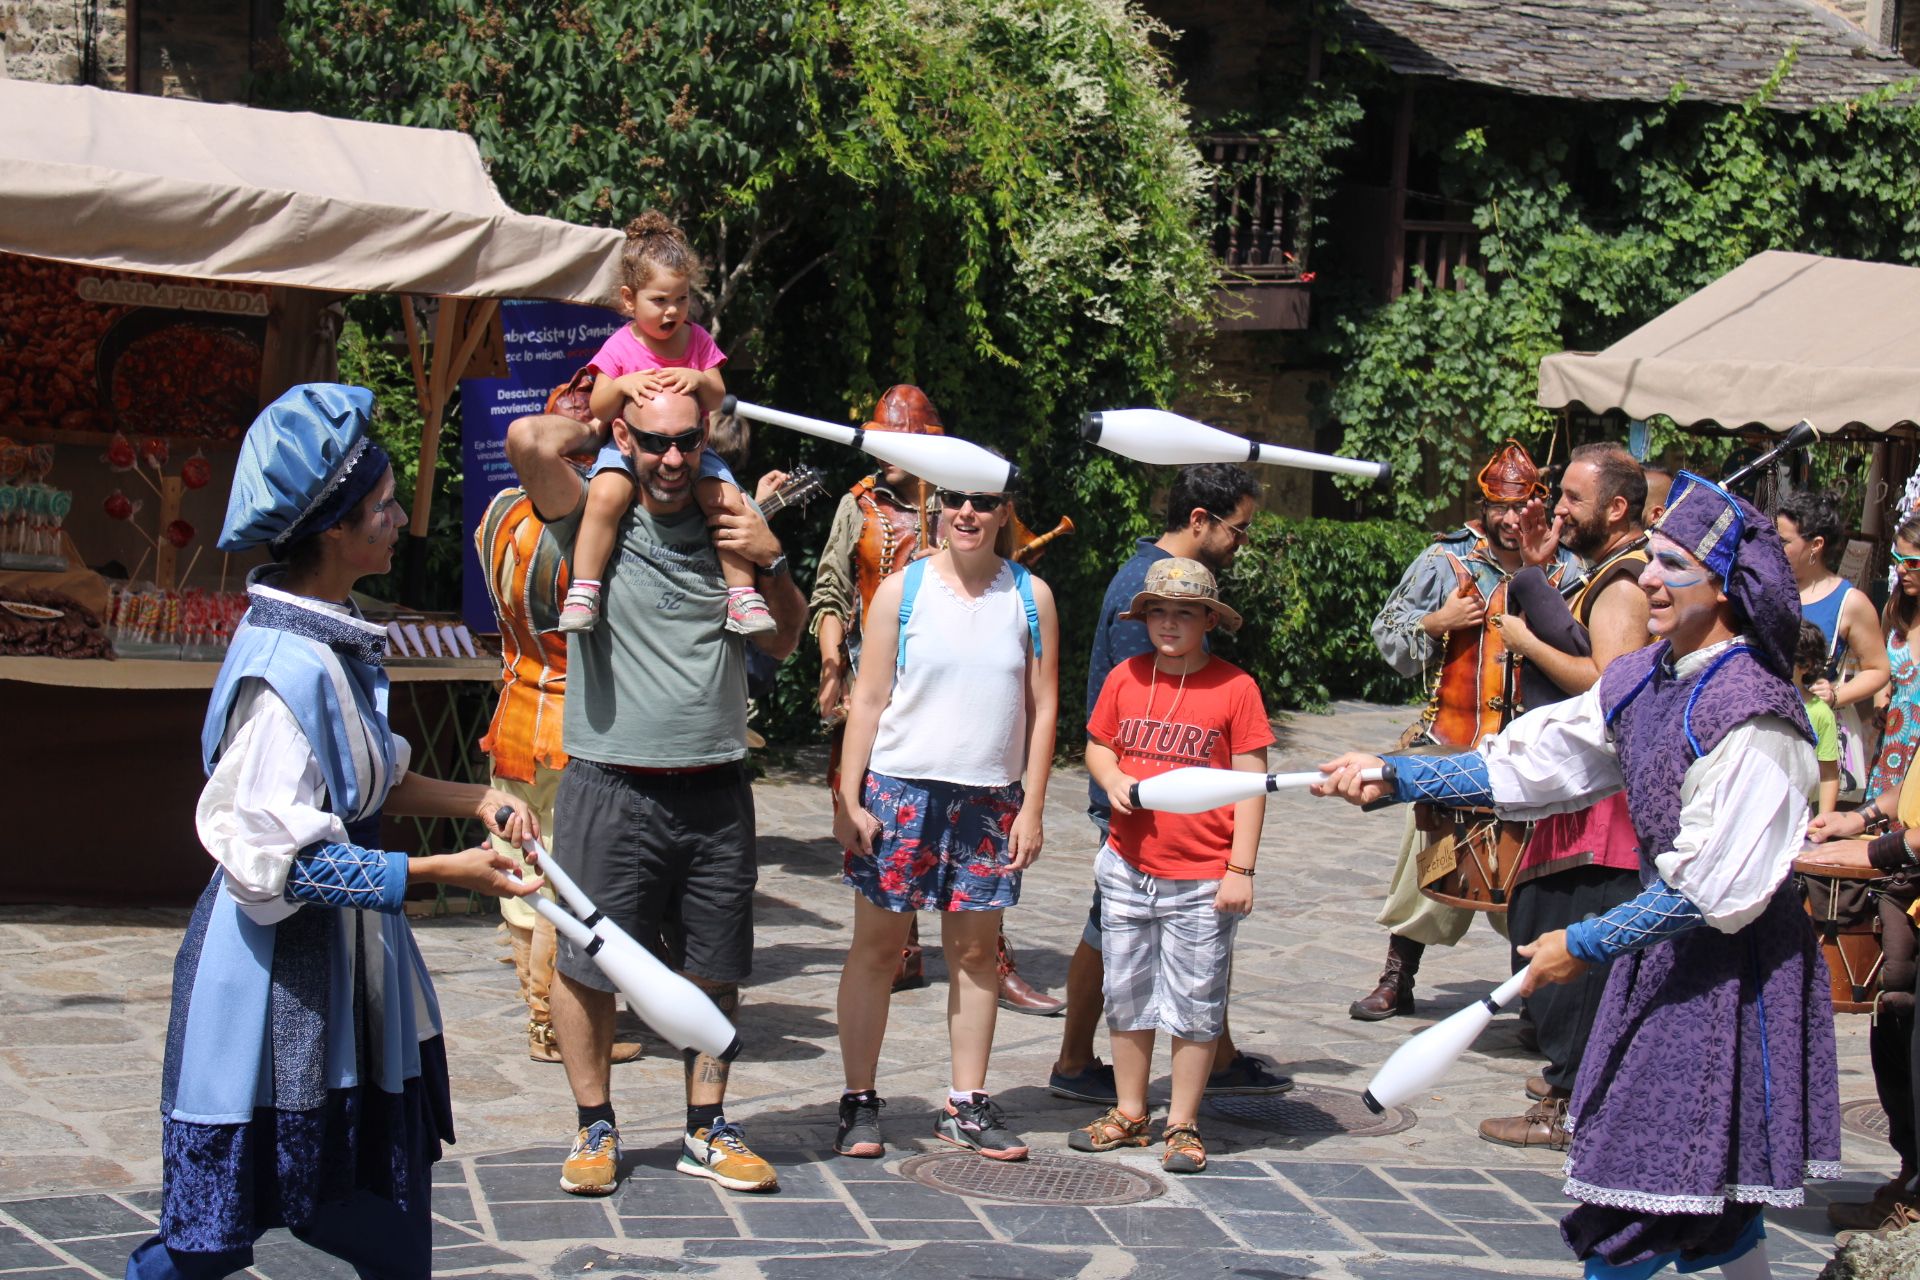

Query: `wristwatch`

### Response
(757, 552, 789, 579)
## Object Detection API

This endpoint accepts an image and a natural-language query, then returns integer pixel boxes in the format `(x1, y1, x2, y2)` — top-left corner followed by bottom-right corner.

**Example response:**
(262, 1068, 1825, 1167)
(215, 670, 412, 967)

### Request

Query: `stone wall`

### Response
(0, 0, 127, 87)
(1171, 330, 1328, 519)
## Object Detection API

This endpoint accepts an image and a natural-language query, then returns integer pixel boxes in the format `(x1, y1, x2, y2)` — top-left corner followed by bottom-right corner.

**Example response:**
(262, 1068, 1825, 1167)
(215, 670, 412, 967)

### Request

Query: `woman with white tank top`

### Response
(831, 486, 1059, 1164)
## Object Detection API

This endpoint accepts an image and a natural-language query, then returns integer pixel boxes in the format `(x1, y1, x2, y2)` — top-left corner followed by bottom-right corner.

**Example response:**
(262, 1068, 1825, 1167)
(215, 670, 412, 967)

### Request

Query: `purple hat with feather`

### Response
(1651, 471, 1803, 677)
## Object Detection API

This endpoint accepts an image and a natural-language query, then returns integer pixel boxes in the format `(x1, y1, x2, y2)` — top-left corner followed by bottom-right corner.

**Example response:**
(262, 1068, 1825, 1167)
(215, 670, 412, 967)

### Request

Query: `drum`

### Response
(1416, 804, 1527, 913)
(1795, 845, 1885, 1015)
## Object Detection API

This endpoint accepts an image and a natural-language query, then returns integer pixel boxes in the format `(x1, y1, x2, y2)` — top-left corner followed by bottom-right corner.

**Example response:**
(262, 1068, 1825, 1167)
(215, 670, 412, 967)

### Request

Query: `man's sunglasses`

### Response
(938, 490, 1006, 513)
(621, 422, 706, 457)
(1205, 509, 1253, 542)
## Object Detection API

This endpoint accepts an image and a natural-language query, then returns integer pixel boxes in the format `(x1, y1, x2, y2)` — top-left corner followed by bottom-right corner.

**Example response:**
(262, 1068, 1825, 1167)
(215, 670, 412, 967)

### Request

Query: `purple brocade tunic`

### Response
(1565, 641, 1840, 1269)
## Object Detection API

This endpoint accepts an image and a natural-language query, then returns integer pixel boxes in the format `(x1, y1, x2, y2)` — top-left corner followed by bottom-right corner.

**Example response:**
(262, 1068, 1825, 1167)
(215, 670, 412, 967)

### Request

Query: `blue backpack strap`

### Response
(1009, 562, 1042, 659)
(896, 557, 930, 673)
(896, 557, 1041, 671)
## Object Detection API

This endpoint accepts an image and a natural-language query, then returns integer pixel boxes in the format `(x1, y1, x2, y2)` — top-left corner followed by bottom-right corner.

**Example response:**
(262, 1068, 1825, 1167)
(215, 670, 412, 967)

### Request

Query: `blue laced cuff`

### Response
(1563, 878, 1704, 964)
(285, 843, 409, 913)
(1379, 753, 1493, 809)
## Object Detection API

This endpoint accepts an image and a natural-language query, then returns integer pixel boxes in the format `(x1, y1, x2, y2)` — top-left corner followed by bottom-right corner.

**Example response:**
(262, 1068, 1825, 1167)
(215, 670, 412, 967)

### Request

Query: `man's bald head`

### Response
(621, 389, 701, 433)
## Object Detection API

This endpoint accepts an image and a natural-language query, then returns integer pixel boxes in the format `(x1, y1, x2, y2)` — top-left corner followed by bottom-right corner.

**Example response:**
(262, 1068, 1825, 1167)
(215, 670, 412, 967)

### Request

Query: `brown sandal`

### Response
(1068, 1106, 1151, 1152)
(1162, 1122, 1206, 1173)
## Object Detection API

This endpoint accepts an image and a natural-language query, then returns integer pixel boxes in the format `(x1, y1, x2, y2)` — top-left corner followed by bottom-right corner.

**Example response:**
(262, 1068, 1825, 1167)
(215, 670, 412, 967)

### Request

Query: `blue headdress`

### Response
(1651, 471, 1802, 678)
(219, 384, 390, 557)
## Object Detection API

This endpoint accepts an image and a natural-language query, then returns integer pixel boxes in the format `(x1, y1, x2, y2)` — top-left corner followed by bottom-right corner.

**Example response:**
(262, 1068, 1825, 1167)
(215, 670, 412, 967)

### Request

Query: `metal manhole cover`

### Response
(1204, 1083, 1415, 1138)
(1842, 1098, 1890, 1141)
(897, 1151, 1164, 1206)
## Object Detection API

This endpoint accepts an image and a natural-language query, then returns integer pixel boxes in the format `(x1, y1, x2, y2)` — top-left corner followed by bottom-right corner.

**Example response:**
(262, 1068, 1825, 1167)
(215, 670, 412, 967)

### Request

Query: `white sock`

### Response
(1719, 1237, 1769, 1280)
(949, 1088, 979, 1106)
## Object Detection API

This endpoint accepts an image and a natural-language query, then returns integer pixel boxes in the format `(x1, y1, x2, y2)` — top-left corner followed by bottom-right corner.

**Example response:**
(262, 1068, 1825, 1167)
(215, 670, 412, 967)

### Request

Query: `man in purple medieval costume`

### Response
(1319, 470, 1840, 1280)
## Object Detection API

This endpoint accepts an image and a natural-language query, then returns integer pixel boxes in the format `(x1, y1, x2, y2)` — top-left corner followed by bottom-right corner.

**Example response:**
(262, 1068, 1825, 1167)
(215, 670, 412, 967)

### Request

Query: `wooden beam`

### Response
(409, 298, 461, 539)
(1385, 86, 1413, 300)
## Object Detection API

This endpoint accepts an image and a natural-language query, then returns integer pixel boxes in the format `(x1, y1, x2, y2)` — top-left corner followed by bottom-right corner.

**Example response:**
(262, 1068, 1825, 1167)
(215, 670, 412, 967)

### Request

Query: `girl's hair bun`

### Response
(624, 211, 679, 242)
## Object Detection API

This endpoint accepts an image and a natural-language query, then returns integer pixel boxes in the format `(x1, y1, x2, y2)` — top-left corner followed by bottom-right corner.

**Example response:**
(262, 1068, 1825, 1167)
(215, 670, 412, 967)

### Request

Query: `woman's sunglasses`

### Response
(937, 490, 1006, 513)
(1892, 550, 1920, 571)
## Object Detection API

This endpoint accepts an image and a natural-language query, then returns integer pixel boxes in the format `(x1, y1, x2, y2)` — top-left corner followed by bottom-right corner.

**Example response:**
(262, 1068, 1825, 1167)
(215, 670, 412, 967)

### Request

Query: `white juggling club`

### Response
(1129, 765, 1388, 815)
(1084, 408, 1392, 484)
(1361, 967, 1530, 1114)
(495, 808, 740, 1062)
(723, 395, 1017, 494)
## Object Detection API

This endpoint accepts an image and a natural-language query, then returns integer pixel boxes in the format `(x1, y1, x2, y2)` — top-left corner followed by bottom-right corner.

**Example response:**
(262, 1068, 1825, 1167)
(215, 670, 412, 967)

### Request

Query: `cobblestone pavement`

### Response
(0, 701, 1887, 1278)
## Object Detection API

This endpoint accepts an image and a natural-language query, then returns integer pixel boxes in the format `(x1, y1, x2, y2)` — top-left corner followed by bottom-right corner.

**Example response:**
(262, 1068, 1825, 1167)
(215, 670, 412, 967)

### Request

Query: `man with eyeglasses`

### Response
(807, 385, 1063, 1014)
(1353, 440, 1578, 1022)
(507, 391, 807, 1199)
(1048, 462, 1295, 1105)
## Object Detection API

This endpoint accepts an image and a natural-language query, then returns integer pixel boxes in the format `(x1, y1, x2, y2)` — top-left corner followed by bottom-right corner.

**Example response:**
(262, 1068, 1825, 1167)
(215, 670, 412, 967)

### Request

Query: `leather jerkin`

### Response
(851, 477, 930, 622)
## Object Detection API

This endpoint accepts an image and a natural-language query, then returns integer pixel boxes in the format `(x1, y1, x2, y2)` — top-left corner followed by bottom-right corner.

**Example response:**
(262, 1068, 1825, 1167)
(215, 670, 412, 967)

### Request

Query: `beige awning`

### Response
(1537, 251, 1920, 435)
(0, 81, 624, 306)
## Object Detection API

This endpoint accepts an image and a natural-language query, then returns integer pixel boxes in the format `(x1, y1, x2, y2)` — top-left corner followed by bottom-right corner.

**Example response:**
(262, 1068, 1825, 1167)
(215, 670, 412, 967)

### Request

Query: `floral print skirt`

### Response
(843, 771, 1023, 912)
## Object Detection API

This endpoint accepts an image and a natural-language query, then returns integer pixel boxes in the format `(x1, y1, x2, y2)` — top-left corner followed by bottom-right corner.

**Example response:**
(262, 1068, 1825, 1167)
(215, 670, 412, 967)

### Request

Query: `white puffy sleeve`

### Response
(195, 679, 348, 925)
(1481, 687, 1626, 820)
(1655, 716, 1815, 931)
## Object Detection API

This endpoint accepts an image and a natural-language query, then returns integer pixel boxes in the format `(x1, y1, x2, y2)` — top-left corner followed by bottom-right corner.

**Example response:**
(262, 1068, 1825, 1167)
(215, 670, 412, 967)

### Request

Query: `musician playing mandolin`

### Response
(1354, 441, 1578, 1022)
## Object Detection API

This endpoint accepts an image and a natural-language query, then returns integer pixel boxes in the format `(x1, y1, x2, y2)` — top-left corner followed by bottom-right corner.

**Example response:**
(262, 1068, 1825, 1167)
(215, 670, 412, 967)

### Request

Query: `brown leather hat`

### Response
(1477, 439, 1546, 503)
(866, 385, 945, 436)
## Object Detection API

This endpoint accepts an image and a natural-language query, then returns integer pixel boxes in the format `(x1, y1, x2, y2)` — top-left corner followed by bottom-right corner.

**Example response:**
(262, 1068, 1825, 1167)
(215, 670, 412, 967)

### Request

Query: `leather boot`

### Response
(893, 915, 928, 992)
(1349, 934, 1422, 1021)
(997, 933, 1065, 1016)
(527, 915, 643, 1065)
(1478, 1091, 1571, 1150)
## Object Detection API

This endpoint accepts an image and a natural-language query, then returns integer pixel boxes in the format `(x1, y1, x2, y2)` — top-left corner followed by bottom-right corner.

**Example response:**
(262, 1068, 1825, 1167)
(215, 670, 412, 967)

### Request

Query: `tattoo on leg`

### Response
(682, 1049, 731, 1086)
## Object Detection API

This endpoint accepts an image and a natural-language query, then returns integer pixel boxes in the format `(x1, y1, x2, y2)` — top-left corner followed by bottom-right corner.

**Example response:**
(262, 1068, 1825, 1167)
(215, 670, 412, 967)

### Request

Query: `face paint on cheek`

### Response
(1645, 552, 1707, 590)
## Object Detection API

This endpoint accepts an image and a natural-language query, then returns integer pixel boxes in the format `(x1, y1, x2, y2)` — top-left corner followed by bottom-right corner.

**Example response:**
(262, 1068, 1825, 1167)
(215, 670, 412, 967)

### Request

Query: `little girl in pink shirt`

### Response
(561, 212, 771, 635)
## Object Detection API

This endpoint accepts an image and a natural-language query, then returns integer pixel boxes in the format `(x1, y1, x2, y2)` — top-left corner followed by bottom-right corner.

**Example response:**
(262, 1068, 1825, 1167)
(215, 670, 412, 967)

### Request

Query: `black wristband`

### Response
(1868, 828, 1914, 872)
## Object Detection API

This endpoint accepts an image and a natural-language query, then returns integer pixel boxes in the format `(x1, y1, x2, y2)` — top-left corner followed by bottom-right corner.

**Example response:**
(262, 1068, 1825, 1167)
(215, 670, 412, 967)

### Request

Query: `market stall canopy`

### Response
(0, 81, 624, 306)
(1537, 251, 1920, 435)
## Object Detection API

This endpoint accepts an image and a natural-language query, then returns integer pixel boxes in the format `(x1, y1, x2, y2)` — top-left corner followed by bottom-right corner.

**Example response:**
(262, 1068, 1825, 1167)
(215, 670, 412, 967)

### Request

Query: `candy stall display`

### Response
(0, 440, 72, 571)
(103, 583, 249, 658)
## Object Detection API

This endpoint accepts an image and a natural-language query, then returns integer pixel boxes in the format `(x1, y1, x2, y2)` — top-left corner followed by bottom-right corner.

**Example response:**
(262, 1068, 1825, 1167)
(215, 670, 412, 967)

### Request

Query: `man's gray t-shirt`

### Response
(548, 479, 748, 767)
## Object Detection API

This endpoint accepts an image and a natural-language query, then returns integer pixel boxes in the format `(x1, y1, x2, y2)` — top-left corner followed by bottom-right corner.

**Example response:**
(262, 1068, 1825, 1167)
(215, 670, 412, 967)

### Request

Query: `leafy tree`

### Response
(1324, 55, 1920, 520)
(264, 0, 1216, 733)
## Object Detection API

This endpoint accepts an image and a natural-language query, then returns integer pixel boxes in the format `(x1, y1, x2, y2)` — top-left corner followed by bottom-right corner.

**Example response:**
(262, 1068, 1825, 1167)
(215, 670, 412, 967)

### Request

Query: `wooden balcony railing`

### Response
(1199, 133, 1310, 281)
(1396, 219, 1487, 298)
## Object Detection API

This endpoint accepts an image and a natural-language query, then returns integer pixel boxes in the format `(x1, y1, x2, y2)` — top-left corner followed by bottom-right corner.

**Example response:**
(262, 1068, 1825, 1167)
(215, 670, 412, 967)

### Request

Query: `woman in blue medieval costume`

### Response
(1319, 471, 1840, 1280)
(126, 384, 542, 1280)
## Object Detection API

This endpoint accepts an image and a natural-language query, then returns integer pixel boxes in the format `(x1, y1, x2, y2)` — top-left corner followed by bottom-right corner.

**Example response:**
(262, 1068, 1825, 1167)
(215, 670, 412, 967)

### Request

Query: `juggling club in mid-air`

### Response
(1361, 967, 1531, 1114)
(722, 395, 1017, 494)
(1084, 407, 1392, 484)
(1129, 765, 1390, 815)
(494, 808, 740, 1062)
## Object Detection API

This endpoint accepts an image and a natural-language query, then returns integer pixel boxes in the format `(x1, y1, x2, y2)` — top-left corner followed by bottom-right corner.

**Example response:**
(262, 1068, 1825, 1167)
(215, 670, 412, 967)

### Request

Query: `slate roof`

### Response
(1338, 0, 1918, 110)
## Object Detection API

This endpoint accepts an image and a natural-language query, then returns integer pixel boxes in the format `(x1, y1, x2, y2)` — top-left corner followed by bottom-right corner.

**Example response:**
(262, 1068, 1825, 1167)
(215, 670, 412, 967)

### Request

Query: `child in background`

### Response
(1797, 618, 1842, 816)
(1076, 558, 1273, 1174)
(560, 212, 772, 636)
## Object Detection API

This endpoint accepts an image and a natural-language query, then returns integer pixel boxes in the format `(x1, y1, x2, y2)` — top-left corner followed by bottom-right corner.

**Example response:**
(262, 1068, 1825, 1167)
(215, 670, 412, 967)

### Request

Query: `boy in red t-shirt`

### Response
(1072, 558, 1273, 1173)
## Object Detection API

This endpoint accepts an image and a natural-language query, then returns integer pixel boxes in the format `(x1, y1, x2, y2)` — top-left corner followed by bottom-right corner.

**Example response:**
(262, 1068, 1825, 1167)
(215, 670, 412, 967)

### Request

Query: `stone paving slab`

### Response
(0, 701, 1887, 1277)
